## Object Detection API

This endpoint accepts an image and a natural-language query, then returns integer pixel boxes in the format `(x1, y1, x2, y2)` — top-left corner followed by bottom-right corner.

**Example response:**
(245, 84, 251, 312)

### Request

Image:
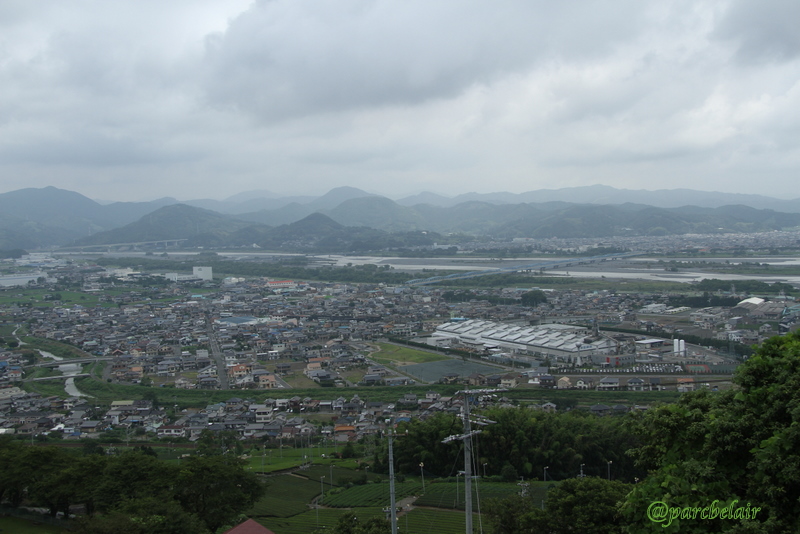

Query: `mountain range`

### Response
(2, 185, 800, 251)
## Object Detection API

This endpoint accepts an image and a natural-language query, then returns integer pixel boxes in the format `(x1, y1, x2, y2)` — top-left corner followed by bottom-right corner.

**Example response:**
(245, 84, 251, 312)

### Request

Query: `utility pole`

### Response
(443, 387, 504, 534)
(388, 425, 398, 534)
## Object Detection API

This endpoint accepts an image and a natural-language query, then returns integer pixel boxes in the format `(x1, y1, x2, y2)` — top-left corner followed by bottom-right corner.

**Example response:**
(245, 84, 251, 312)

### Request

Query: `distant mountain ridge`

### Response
(397, 185, 800, 211)
(2, 185, 800, 251)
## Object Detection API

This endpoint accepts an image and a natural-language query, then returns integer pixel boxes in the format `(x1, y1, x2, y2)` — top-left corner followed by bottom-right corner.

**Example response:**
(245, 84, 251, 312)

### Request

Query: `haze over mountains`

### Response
(2, 185, 800, 251)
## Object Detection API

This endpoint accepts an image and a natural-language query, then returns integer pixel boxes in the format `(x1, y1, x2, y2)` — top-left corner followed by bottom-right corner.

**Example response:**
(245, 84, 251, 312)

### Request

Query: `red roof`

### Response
(223, 519, 276, 534)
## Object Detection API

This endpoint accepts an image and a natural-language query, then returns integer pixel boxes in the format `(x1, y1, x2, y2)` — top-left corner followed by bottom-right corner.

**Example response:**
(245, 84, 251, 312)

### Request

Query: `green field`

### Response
(403, 509, 481, 534)
(0, 288, 103, 308)
(258, 507, 387, 534)
(20, 372, 682, 411)
(243, 447, 341, 473)
(259, 506, 481, 534)
(370, 343, 450, 365)
(414, 480, 551, 510)
(248, 474, 323, 518)
(325, 481, 423, 508)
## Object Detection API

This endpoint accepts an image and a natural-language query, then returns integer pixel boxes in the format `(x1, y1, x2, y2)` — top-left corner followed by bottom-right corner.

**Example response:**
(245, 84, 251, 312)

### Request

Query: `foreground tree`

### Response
(73, 497, 209, 534)
(315, 511, 391, 534)
(485, 477, 631, 534)
(622, 332, 800, 532)
(176, 455, 264, 532)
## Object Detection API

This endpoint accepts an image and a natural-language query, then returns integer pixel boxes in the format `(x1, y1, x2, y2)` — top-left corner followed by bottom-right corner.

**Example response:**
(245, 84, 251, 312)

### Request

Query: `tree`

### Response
(74, 497, 209, 534)
(175, 455, 264, 532)
(621, 332, 800, 532)
(93, 451, 179, 512)
(316, 511, 391, 534)
(520, 289, 548, 306)
(485, 477, 632, 534)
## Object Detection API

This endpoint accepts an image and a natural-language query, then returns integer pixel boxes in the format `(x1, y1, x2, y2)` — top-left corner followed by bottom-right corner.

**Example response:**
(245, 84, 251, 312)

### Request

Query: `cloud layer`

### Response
(0, 0, 798, 200)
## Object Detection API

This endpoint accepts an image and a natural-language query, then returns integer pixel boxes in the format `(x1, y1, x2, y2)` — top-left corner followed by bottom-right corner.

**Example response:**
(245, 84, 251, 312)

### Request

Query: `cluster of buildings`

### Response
(1, 251, 799, 393)
(0, 386, 519, 442)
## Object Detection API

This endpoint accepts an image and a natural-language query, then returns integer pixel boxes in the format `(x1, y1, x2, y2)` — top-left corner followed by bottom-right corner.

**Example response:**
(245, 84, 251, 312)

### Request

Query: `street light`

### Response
(420, 462, 425, 493)
(543, 466, 549, 482)
(607, 460, 612, 480)
(483, 463, 488, 478)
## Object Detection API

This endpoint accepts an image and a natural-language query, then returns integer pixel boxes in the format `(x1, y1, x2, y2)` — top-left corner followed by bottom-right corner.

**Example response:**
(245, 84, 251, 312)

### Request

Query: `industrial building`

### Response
(431, 319, 616, 361)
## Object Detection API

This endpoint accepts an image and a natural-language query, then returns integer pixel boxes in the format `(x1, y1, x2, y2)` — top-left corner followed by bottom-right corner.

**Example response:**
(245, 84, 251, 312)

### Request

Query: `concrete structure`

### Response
(193, 266, 213, 281)
(432, 319, 616, 360)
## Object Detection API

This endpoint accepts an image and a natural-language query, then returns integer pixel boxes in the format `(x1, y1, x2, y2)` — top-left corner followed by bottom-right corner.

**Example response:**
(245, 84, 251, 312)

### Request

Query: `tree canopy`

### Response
(621, 331, 800, 532)
(0, 442, 263, 533)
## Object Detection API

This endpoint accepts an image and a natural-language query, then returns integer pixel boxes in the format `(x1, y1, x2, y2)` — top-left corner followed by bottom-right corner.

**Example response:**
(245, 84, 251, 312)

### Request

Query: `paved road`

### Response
(206, 318, 230, 390)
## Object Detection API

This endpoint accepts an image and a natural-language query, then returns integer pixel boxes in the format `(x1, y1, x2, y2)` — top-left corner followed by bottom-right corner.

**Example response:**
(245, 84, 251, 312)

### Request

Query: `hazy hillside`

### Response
(3, 185, 800, 252)
(72, 204, 256, 246)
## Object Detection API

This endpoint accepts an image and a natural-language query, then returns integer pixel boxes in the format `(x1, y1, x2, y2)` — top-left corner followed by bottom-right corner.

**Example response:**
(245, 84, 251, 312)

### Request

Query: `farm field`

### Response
(258, 507, 386, 534)
(242, 446, 338, 473)
(325, 481, 423, 508)
(414, 480, 552, 510)
(248, 474, 322, 518)
(403, 509, 481, 534)
(258, 505, 482, 534)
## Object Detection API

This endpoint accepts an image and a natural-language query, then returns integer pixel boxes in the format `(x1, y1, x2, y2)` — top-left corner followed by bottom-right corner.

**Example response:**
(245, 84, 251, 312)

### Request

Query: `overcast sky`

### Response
(1, 0, 799, 201)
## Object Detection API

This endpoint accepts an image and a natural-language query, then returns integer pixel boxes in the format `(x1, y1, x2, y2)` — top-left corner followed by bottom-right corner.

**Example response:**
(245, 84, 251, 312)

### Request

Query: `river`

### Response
(37, 349, 91, 398)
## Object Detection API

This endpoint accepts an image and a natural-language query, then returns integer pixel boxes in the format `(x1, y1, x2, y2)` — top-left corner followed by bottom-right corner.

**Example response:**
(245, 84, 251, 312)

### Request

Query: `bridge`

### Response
(404, 252, 644, 286)
(25, 357, 113, 369)
(58, 239, 189, 252)
(26, 374, 91, 382)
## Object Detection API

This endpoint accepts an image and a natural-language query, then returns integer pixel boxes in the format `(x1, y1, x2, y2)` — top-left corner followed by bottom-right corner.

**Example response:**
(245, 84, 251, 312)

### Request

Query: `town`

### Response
(1, 239, 799, 533)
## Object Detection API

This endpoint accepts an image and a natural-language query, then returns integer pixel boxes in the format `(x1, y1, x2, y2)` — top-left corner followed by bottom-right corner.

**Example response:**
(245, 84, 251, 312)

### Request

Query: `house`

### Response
(500, 373, 518, 389)
(556, 376, 572, 390)
(253, 370, 277, 389)
(541, 402, 558, 413)
(538, 375, 555, 389)
(626, 377, 646, 391)
(157, 425, 186, 438)
(677, 377, 696, 392)
(597, 377, 620, 391)
(80, 420, 103, 433)
(467, 373, 486, 386)
(590, 404, 611, 416)
(575, 377, 594, 390)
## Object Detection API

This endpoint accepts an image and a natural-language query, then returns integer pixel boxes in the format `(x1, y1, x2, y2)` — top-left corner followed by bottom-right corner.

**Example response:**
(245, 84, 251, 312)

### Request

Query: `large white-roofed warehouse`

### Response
(431, 319, 617, 361)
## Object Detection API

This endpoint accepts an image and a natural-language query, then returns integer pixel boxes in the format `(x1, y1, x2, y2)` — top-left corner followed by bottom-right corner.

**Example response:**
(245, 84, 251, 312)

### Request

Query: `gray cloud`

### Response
(713, 0, 800, 63)
(0, 0, 798, 201)
(200, 0, 648, 121)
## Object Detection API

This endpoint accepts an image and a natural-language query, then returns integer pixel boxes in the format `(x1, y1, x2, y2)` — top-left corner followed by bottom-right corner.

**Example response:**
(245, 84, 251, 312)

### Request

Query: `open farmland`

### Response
(325, 481, 423, 508)
(258, 507, 387, 534)
(414, 480, 552, 510)
(248, 474, 321, 518)
(403, 509, 481, 534)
